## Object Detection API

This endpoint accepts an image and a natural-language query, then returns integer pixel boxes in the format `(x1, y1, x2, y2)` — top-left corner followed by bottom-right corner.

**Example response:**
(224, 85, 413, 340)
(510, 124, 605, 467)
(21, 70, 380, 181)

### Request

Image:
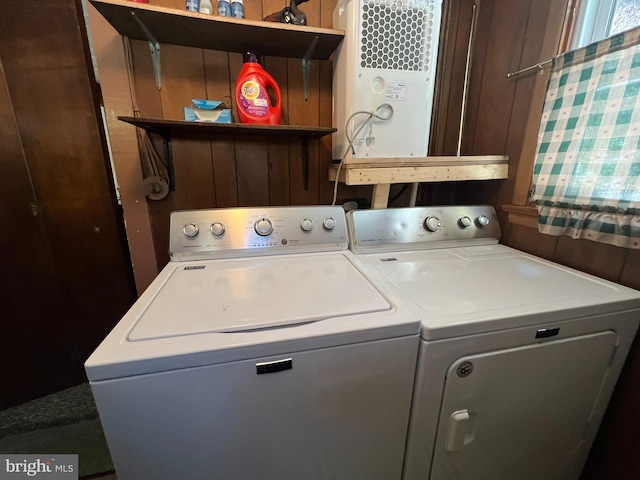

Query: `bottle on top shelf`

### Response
(218, 0, 244, 18)
(199, 0, 212, 13)
(217, 0, 231, 16)
(231, 0, 244, 18)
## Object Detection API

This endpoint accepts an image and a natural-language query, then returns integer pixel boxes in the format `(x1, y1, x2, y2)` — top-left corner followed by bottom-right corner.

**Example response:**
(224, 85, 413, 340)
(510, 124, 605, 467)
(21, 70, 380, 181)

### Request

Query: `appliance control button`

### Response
(182, 223, 199, 237)
(323, 217, 336, 230)
(477, 215, 490, 227)
(210, 222, 225, 236)
(459, 216, 472, 228)
(424, 216, 441, 232)
(301, 218, 314, 232)
(254, 218, 273, 236)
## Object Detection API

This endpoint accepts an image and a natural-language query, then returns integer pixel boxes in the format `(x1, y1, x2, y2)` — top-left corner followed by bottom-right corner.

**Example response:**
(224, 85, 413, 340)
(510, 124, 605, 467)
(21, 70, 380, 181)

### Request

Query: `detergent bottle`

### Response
(235, 52, 282, 125)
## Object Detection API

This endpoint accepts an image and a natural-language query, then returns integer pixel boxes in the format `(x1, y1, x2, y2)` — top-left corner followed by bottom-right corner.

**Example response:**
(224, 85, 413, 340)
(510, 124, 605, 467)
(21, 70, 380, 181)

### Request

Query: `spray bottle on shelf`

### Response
(199, 0, 213, 14)
(235, 52, 282, 125)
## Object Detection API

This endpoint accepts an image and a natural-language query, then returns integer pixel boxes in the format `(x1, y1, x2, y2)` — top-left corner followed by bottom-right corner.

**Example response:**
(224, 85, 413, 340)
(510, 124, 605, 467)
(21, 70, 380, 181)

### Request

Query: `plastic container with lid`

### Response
(235, 52, 282, 125)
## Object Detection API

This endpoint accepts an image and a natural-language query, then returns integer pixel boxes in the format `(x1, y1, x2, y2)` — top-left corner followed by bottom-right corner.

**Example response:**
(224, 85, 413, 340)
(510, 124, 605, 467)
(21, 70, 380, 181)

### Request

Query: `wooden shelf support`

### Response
(329, 155, 509, 208)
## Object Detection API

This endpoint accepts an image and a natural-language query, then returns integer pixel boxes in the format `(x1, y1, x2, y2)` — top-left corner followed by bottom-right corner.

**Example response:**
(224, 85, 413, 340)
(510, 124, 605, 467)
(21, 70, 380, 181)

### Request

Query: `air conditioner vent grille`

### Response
(360, 0, 437, 72)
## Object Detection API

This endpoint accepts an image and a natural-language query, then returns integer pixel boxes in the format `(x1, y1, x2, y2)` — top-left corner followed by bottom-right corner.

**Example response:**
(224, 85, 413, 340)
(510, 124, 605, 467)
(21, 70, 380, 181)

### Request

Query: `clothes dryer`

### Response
(346, 205, 640, 480)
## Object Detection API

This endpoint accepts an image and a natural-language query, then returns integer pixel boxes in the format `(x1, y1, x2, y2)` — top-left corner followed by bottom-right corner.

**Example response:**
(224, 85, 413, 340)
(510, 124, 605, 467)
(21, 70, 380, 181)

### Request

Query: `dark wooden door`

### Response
(0, 0, 136, 408)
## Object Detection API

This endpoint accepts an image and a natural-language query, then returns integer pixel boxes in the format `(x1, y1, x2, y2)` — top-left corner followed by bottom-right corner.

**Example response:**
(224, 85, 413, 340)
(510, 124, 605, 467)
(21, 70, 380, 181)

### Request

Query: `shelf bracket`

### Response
(301, 137, 309, 190)
(302, 36, 319, 101)
(132, 12, 162, 90)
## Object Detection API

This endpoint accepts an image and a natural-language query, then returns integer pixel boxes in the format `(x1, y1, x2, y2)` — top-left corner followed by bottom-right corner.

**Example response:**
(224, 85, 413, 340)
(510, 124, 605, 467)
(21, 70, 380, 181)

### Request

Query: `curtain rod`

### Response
(506, 58, 553, 78)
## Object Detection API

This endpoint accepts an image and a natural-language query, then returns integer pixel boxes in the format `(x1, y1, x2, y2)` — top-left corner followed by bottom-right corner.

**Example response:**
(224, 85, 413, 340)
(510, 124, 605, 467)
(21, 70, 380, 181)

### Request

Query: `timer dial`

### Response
(254, 218, 274, 236)
(182, 223, 199, 238)
(477, 215, 490, 227)
(424, 216, 441, 232)
(210, 222, 225, 236)
(459, 216, 472, 228)
(323, 217, 337, 231)
(301, 218, 314, 232)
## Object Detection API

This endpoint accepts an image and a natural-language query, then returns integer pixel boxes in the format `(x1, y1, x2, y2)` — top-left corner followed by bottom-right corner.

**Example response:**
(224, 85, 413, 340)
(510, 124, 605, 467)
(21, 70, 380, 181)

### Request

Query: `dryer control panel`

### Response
(346, 205, 502, 254)
(170, 206, 348, 260)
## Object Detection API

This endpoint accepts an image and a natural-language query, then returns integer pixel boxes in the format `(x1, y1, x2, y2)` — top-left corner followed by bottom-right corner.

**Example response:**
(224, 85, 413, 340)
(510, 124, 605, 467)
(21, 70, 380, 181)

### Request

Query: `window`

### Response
(530, 20, 640, 249)
(572, 0, 640, 49)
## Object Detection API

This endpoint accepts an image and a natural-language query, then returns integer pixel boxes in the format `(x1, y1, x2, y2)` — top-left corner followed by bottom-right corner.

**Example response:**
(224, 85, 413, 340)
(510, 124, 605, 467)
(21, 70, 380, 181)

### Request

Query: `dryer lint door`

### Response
(430, 331, 617, 480)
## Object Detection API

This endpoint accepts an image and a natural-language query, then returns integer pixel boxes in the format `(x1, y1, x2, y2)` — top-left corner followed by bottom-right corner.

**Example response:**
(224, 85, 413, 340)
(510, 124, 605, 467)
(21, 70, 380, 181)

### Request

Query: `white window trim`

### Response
(571, 0, 616, 49)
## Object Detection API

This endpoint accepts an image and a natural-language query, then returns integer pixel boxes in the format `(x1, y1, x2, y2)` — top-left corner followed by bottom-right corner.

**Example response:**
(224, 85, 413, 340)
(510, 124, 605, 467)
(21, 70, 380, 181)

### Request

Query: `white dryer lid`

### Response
(361, 244, 640, 339)
(129, 254, 391, 340)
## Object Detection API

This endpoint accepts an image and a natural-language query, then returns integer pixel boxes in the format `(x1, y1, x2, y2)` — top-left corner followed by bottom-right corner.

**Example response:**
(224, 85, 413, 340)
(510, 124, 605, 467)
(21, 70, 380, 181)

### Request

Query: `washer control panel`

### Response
(346, 205, 502, 253)
(170, 206, 348, 260)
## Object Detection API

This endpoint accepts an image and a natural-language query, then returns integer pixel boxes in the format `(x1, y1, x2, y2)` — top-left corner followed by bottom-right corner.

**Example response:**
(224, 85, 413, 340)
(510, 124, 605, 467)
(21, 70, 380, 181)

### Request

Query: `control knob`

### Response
(254, 218, 273, 236)
(477, 215, 490, 227)
(323, 217, 336, 231)
(459, 216, 472, 228)
(210, 222, 225, 236)
(301, 218, 314, 232)
(182, 223, 199, 238)
(424, 216, 441, 232)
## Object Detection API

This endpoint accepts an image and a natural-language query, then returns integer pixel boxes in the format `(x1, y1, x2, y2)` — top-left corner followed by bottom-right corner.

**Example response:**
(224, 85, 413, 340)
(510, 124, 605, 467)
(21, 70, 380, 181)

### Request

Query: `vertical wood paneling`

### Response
(288, 57, 320, 204)
(554, 236, 627, 282)
(0, 0, 136, 406)
(620, 249, 640, 290)
(263, 56, 291, 204)
(431, 0, 477, 156)
(0, 57, 72, 408)
(236, 136, 271, 205)
(112, 0, 353, 261)
(506, 223, 558, 260)
(204, 50, 239, 206)
(470, 0, 531, 155)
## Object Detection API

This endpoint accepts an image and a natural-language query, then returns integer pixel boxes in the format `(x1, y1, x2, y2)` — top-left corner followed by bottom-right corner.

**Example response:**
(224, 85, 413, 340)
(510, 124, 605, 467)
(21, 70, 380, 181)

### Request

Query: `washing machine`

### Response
(346, 205, 640, 480)
(85, 206, 420, 480)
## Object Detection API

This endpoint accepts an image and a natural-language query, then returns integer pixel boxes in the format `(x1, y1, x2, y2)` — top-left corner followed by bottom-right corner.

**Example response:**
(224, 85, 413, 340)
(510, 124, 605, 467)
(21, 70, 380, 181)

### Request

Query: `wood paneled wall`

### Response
(0, 0, 136, 408)
(111, 0, 371, 268)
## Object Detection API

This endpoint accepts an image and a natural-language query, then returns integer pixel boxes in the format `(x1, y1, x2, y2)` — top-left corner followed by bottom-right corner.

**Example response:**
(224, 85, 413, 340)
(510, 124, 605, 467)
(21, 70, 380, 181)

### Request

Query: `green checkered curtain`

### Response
(531, 27, 640, 249)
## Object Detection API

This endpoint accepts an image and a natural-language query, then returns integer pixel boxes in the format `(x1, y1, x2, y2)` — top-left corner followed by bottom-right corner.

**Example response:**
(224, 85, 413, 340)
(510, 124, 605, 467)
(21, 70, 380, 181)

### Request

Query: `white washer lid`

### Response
(363, 244, 640, 339)
(129, 254, 391, 341)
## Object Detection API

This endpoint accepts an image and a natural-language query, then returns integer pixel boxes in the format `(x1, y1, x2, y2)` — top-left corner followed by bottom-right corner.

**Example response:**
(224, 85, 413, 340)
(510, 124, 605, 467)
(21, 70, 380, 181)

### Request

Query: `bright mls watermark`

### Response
(0, 455, 77, 479)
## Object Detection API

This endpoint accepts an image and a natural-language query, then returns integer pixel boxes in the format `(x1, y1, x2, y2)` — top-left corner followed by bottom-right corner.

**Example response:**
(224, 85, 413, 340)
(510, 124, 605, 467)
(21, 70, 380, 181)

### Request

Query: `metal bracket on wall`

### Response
(301, 138, 309, 190)
(302, 36, 319, 101)
(132, 12, 162, 90)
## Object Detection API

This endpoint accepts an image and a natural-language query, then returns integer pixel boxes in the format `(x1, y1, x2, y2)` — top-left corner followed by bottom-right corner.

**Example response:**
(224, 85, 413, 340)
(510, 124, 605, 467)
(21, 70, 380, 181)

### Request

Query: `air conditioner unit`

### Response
(332, 0, 443, 159)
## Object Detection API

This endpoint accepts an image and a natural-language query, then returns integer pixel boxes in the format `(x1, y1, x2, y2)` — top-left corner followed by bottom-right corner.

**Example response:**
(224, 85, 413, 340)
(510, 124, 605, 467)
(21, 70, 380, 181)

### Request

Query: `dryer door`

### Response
(430, 331, 617, 480)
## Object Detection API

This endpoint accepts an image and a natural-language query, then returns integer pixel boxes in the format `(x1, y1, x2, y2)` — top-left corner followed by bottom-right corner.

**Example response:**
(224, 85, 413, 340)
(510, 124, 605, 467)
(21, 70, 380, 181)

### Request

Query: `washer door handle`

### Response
(256, 358, 293, 375)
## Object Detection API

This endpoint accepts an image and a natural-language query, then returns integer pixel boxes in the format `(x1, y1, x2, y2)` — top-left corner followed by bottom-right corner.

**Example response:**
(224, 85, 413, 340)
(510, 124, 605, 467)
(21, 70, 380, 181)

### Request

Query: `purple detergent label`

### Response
(239, 80, 269, 118)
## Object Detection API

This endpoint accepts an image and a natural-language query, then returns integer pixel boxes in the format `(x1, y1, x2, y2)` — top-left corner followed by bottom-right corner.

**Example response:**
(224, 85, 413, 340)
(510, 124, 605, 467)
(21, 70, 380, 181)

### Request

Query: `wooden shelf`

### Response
(329, 155, 509, 208)
(90, 0, 344, 60)
(120, 116, 336, 191)
(119, 116, 336, 139)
